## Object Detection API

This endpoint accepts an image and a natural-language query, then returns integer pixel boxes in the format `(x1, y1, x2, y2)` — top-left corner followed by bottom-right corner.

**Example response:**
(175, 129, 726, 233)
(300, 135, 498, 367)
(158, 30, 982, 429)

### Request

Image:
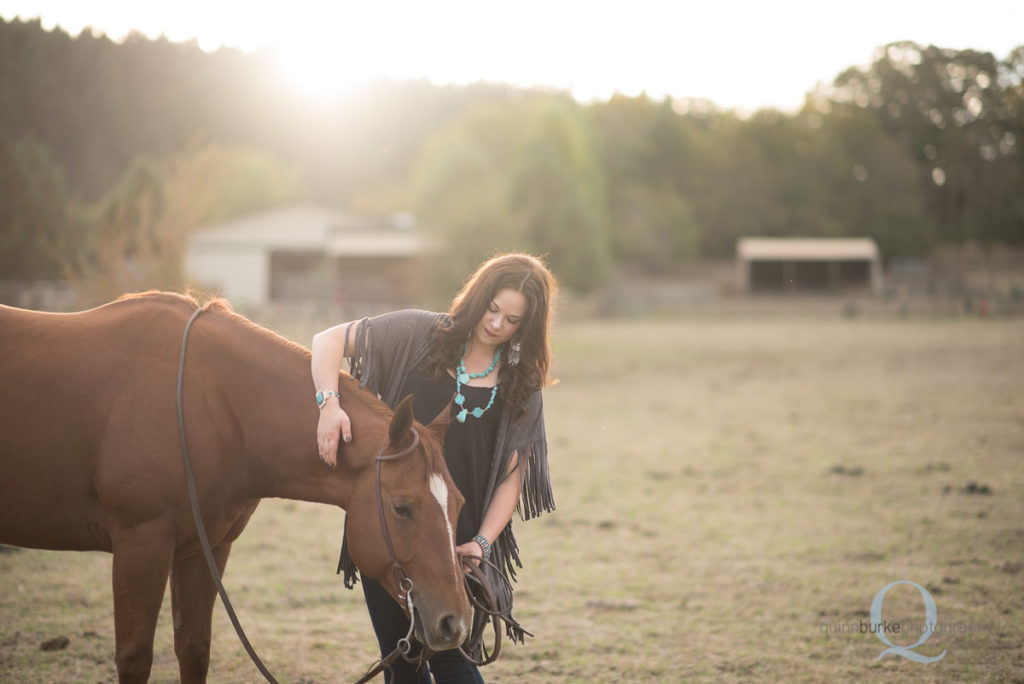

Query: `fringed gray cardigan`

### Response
(335, 309, 555, 641)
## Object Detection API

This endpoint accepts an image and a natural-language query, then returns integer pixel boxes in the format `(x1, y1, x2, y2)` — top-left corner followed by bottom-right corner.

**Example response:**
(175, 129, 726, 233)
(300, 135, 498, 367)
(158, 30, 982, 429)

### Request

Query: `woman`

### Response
(311, 253, 557, 683)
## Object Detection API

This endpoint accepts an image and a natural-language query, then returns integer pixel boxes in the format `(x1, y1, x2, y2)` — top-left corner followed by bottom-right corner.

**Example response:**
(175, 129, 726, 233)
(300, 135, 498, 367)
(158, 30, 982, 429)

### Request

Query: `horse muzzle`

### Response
(413, 604, 470, 652)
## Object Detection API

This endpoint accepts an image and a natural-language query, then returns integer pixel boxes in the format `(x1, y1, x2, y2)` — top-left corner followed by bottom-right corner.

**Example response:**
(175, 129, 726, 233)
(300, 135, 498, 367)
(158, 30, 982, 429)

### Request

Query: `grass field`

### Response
(2, 310, 1022, 683)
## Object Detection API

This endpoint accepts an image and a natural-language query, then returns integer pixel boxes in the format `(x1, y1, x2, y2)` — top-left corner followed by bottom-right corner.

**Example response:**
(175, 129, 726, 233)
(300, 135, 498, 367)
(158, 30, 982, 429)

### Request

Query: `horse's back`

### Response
(0, 293, 199, 551)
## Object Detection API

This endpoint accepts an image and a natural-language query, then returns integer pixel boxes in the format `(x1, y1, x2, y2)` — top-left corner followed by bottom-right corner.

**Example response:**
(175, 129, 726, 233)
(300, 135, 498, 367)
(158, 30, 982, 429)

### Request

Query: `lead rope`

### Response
(177, 306, 281, 684)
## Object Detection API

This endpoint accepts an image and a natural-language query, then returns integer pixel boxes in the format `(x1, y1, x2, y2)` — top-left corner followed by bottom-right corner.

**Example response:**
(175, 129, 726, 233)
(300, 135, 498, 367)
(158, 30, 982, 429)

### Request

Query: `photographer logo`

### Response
(870, 580, 946, 663)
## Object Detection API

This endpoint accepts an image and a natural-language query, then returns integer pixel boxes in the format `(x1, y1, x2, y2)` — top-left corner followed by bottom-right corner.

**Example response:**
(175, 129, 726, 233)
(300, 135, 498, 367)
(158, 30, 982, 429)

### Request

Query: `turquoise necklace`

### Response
(454, 342, 501, 423)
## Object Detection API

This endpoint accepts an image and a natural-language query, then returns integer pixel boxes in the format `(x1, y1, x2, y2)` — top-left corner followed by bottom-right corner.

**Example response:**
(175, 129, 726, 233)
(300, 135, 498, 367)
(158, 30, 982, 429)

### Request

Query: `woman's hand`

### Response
(316, 403, 352, 467)
(311, 320, 356, 467)
(455, 540, 485, 571)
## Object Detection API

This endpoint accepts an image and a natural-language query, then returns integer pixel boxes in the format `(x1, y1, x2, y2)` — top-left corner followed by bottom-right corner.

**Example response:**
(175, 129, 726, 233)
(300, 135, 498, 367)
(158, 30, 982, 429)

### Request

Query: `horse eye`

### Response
(392, 502, 414, 519)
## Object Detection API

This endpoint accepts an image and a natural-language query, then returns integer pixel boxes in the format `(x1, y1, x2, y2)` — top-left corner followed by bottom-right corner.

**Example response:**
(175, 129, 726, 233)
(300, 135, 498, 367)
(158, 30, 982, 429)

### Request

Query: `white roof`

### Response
(327, 233, 422, 257)
(189, 204, 426, 256)
(737, 237, 880, 261)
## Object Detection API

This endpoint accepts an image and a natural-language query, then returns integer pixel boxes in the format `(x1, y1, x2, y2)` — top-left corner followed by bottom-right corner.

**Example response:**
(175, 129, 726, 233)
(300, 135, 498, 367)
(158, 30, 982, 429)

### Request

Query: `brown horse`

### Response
(0, 292, 472, 683)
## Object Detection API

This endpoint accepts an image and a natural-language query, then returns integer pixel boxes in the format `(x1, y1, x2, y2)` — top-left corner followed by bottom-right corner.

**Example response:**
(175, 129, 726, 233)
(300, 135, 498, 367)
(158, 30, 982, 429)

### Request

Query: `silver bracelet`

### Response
(472, 534, 492, 560)
(315, 390, 341, 409)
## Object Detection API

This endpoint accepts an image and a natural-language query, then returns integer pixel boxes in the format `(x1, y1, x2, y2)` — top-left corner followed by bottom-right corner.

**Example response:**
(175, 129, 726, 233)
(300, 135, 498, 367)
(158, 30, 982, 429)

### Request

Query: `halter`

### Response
(351, 428, 428, 684)
(372, 426, 421, 608)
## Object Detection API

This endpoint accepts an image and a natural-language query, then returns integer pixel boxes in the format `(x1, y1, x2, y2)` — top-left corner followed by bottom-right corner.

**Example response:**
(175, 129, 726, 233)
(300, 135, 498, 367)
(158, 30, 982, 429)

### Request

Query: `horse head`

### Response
(343, 394, 472, 652)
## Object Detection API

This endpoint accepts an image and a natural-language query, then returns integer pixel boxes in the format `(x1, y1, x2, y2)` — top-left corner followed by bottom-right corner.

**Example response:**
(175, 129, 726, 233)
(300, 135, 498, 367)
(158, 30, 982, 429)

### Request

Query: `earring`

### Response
(508, 340, 521, 366)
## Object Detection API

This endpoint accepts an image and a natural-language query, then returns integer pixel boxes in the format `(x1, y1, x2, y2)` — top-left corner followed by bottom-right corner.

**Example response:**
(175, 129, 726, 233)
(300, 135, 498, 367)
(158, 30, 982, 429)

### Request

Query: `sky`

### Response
(2, 0, 1022, 114)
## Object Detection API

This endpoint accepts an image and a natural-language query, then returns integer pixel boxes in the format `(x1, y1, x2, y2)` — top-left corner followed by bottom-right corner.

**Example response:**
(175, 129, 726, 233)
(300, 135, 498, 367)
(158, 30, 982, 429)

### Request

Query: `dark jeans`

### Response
(362, 576, 484, 684)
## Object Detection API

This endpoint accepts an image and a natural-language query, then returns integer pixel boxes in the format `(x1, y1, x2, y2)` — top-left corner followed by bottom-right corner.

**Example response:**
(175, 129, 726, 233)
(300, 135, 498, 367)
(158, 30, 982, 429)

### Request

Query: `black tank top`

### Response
(399, 366, 502, 543)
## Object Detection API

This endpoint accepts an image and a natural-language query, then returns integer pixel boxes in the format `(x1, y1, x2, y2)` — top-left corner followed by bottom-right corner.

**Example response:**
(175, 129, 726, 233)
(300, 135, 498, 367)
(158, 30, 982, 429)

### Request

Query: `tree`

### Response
(807, 103, 933, 256)
(72, 144, 299, 302)
(414, 97, 613, 294)
(412, 101, 535, 296)
(509, 98, 612, 292)
(591, 96, 700, 271)
(0, 134, 75, 279)
(830, 41, 1024, 247)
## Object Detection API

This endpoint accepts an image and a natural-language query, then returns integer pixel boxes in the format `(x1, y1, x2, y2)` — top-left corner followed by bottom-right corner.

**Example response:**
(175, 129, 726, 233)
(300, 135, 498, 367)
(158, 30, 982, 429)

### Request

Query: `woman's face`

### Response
(474, 287, 527, 350)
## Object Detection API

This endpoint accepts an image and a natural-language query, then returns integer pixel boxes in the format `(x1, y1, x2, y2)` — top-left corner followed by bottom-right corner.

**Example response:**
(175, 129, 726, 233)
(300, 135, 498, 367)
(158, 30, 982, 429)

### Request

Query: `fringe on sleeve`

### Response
(515, 434, 555, 521)
(345, 316, 373, 391)
(499, 391, 555, 521)
(490, 531, 528, 643)
(337, 518, 360, 588)
(335, 318, 372, 588)
(479, 390, 555, 643)
(487, 437, 554, 643)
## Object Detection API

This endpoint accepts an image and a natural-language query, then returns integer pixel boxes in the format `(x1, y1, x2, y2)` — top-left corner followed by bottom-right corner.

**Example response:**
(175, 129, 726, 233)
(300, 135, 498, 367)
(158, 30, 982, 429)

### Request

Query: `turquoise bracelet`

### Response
(315, 390, 341, 409)
(472, 534, 492, 560)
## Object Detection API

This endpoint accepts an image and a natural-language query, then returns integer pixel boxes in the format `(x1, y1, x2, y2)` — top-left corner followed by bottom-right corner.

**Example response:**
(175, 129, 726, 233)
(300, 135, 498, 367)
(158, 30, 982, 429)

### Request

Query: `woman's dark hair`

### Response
(422, 253, 556, 417)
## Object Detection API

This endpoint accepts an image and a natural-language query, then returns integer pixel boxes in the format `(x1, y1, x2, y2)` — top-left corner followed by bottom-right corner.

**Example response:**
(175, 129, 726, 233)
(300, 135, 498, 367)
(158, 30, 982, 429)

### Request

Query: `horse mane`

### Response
(117, 289, 202, 308)
(116, 290, 308, 358)
(114, 290, 393, 422)
(202, 299, 313, 360)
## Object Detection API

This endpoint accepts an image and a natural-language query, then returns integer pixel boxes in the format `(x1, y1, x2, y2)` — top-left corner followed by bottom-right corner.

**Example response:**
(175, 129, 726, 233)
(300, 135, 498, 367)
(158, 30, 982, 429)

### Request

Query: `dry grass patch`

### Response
(2, 313, 1022, 682)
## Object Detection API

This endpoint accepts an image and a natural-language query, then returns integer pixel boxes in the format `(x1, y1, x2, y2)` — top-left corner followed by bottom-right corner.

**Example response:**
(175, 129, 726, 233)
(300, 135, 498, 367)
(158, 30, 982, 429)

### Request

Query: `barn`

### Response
(736, 237, 883, 295)
(185, 204, 431, 314)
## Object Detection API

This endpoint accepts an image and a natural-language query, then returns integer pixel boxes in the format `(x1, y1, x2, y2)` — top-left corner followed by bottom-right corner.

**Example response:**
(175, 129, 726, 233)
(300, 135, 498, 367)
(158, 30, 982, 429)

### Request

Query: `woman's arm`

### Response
(456, 451, 523, 561)
(311, 321, 357, 465)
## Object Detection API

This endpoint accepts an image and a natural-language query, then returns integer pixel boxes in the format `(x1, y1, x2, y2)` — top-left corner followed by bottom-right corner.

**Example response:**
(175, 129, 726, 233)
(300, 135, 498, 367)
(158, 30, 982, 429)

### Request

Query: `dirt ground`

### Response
(2, 310, 1022, 682)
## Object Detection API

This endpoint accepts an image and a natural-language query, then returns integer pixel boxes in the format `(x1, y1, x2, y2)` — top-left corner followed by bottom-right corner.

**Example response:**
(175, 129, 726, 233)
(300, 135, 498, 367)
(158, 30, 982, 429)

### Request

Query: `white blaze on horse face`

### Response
(429, 473, 457, 566)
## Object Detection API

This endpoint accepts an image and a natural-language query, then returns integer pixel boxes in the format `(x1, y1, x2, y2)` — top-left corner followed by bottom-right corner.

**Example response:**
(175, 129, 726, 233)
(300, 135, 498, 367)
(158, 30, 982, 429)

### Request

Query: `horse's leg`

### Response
(170, 544, 232, 684)
(110, 522, 175, 684)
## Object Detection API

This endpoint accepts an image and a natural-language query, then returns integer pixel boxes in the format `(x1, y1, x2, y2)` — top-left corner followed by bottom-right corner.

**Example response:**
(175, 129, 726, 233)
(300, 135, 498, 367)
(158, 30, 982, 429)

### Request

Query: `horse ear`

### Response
(427, 396, 453, 444)
(388, 394, 416, 447)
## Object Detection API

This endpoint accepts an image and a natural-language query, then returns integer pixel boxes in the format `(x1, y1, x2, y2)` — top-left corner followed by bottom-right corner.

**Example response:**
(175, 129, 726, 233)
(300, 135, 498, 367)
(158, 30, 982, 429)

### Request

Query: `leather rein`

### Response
(176, 305, 281, 683)
(177, 306, 517, 684)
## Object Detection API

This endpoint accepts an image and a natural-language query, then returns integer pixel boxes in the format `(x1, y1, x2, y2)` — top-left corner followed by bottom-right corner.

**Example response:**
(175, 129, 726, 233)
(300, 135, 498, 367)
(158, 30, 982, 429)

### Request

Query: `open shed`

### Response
(736, 237, 883, 295)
